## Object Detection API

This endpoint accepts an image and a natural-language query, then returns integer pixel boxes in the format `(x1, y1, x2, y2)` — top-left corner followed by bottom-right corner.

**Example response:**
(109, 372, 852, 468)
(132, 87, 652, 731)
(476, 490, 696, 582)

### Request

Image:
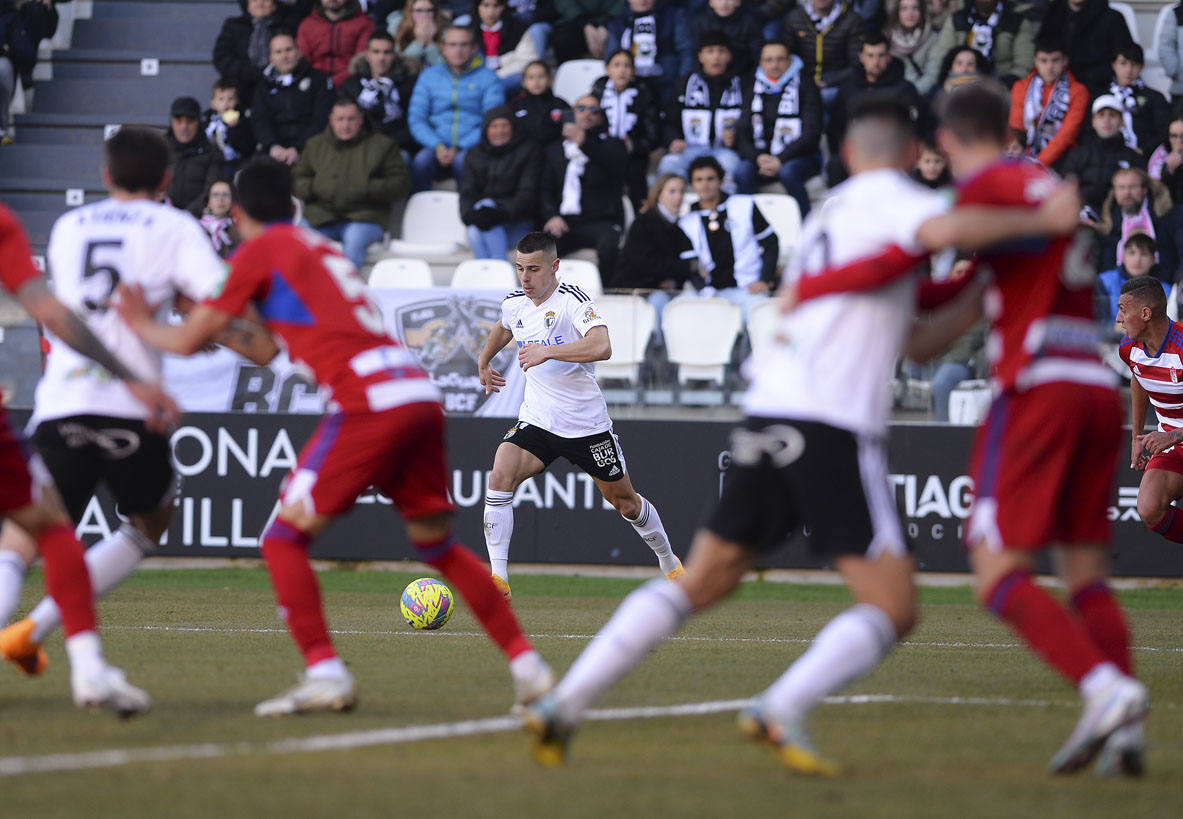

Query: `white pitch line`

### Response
(104, 624, 1182, 653)
(0, 693, 1082, 777)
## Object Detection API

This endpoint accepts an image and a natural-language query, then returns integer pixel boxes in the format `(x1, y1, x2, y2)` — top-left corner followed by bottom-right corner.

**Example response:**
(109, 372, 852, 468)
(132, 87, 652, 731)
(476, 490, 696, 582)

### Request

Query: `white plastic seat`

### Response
(752, 192, 802, 265)
(368, 257, 435, 288)
(557, 258, 603, 297)
(595, 294, 656, 384)
(662, 297, 743, 386)
(388, 191, 468, 258)
(553, 59, 605, 105)
(451, 258, 518, 290)
(948, 379, 991, 426)
(745, 297, 783, 357)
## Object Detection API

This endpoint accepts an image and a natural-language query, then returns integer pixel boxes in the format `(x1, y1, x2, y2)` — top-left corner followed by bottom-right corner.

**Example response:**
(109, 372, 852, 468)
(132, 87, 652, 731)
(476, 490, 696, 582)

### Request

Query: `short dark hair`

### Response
(1034, 31, 1066, 57)
(213, 76, 237, 94)
(937, 79, 1010, 145)
(861, 31, 889, 49)
(605, 48, 634, 66)
(331, 96, 362, 114)
(234, 157, 294, 223)
(524, 59, 551, 77)
(368, 29, 395, 46)
(759, 39, 791, 57)
(688, 154, 725, 180)
(516, 231, 557, 258)
(848, 92, 914, 132)
(269, 27, 297, 45)
(1124, 232, 1158, 256)
(104, 127, 171, 193)
(1121, 273, 1167, 314)
(1115, 42, 1144, 66)
(697, 29, 733, 53)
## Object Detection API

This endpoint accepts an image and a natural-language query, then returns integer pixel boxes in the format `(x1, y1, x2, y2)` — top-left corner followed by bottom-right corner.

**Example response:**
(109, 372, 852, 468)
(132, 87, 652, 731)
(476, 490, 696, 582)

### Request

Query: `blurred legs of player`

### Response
(1134, 455, 1183, 543)
(967, 384, 1147, 776)
(254, 403, 551, 716)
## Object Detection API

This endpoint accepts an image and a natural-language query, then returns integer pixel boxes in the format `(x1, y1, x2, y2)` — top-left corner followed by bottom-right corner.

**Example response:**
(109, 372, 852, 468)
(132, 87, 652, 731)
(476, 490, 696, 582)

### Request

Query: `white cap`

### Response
(1092, 94, 1123, 114)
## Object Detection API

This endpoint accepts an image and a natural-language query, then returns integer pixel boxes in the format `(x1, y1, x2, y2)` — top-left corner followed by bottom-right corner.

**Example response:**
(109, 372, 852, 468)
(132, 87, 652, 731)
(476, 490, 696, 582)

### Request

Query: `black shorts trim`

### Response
(33, 415, 177, 524)
(500, 421, 627, 482)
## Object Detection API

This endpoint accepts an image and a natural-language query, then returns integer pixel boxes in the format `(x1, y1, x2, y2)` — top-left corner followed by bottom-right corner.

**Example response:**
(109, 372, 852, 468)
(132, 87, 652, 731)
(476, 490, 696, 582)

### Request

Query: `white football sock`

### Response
(761, 604, 898, 724)
(483, 489, 514, 579)
(64, 630, 105, 678)
(0, 549, 29, 624)
(623, 495, 679, 574)
(29, 525, 154, 643)
(1079, 662, 1122, 699)
(553, 577, 691, 724)
(306, 656, 351, 680)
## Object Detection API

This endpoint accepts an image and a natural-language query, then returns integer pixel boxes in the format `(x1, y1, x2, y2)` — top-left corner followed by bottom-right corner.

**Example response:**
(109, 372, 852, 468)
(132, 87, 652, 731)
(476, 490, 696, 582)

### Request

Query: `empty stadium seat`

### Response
(595, 294, 656, 385)
(557, 258, 603, 296)
(662, 297, 743, 388)
(752, 192, 802, 264)
(451, 258, 518, 290)
(388, 191, 468, 258)
(745, 297, 783, 357)
(554, 59, 605, 105)
(368, 258, 434, 289)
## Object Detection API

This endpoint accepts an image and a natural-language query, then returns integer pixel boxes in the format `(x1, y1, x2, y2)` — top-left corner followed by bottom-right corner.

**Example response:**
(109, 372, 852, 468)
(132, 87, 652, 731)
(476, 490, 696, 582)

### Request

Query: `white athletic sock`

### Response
(29, 525, 153, 644)
(761, 604, 898, 724)
(0, 549, 29, 624)
(1079, 662, 1122, 699)
(553, 577, 691, 724)
(623, 495, 680, 574)
(483, 489, 514, 579)
(64, 630, 104, 677)
(306, 656, 351, 680)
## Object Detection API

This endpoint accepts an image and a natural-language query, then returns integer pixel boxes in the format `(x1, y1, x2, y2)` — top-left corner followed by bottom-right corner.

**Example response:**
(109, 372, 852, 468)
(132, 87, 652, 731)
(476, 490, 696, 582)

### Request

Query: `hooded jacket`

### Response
(251, 58, 336, 150)
(297, 0, 375, 88)
(291, 120, 410, 227)
(827, 56, 924, 154)
(691, 4, 765, 77)
(782, 2, 863, 89)
(459, 105, 540, 227)
(340, 50, 420, 152)
(735, 54, 822, 165)
(1056, 130, 1145, 213)
(407, 54, 506, 151)
(166, 130, 225, 217)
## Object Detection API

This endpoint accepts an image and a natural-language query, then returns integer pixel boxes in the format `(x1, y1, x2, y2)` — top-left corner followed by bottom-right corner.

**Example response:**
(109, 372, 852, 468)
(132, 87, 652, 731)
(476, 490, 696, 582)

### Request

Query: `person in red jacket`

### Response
(297, 0, 374, 88)
(1008, 32, 1087, 167)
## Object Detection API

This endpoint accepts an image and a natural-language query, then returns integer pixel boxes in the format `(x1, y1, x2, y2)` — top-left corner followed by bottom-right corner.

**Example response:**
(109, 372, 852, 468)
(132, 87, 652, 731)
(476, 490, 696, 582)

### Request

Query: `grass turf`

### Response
(0, 569, 1178, 818)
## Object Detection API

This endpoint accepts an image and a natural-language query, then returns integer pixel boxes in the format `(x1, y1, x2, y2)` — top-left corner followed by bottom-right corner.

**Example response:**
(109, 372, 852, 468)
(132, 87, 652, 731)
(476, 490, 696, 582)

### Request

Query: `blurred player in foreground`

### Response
(0, 202, 176, 715)
(117, 157, 553, 716)
(521, 94, 1083, 773)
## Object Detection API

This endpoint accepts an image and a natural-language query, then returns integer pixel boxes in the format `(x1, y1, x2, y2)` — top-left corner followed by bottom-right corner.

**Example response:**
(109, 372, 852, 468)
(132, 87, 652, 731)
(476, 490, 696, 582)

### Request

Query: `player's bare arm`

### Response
(904, 276, 985, 363)
(1130, 377, 1151, 470)
(518, 325, 611, 371)
(916, 179, 1082, 252)
(478, 322, 514, 394)
(116, 283, 235, 356)
(177, 293, 279, 364)
(15, 277, 179, 431)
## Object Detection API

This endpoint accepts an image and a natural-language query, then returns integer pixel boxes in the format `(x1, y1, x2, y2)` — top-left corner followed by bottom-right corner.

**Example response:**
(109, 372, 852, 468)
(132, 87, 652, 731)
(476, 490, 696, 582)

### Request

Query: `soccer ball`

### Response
(400, 578, 455, 630)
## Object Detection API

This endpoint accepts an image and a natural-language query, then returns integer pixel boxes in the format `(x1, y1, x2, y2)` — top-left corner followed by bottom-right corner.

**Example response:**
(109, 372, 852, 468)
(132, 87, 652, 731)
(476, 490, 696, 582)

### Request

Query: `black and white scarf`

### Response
(965, 2, 1002, 61)
(1109, 78, 1146, 149)
(559, 139, 588, 216)
(750, 61, 803, 156)
(1023, 73, 1071, 155)
(621, 14, 659, 76)
(806, 1, 844, 31)
(356, 76, 403, 125)
(601, 81, 638, 140)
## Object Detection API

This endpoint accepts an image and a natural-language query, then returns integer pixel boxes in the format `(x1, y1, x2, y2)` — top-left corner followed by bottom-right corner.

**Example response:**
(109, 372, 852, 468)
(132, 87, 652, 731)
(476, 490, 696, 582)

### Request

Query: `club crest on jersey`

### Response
(544, 311, 556, 328)
(583, 305, 598, 322)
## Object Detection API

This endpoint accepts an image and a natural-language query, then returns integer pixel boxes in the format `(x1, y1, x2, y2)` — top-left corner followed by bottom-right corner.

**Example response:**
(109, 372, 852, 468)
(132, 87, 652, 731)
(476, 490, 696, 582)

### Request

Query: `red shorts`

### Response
(1147, 444, 1183, 475)
(281, 401, 453, 520)
(967, 383, 1121, 550)
(0, 408, 35, 514)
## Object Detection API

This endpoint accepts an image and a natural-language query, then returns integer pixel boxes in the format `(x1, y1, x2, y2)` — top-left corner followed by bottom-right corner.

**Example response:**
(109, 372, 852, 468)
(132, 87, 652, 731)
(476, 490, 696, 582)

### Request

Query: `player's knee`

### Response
(612, 493, 641, 519)
(487, 468, 517, 493)
(1136, 494, 1168, 528)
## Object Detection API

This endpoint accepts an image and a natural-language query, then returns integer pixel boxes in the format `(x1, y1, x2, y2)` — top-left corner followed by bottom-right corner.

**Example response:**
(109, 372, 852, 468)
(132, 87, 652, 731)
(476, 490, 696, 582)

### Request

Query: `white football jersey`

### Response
(743, 168, 950, 435)
(501, 282, 611, 437)
(36, 198, 226, 423)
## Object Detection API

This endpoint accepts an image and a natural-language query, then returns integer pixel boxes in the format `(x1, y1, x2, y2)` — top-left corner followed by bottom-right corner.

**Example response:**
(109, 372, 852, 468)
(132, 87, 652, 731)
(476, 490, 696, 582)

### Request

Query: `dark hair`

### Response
(849, 92, 914, 131)
(605, 48, 635, 66)
(213, 76, 237, 93)
(1034, 31, 1066, 57)
(524, 59, 551, 77)
(1124, 232, 1158, 256)
(270, 27, 297, 44)
(470, 0, 506, 19)
(936, 46, 991, 86)
(759, 38, 792, 57)
(104, 127, 171, 193)
(368, 29, 395, 46)
(516, 231, 557, 257)
(937, 79, 1010, 145)
(1005, 125, 1027, 148)
(1121, 273, 1167, 312)
(1114, 41, 1144, 66)
(331, 96, 363, 114)
(688, 154, 725, 179)
(697, 29, 733, 53)
(234, 157, 294, 223)
(860, 31, 889, 49)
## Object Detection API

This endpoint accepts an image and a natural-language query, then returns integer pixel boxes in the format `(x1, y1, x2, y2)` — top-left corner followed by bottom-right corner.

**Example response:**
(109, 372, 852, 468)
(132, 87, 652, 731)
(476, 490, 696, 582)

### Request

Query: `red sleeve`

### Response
(796, 244, 927, 303)
(0, 205, 42, 295)
(1036, 78, 1087, 166)
(204, 240, 268, 317)
(1008, 76, 1028, 132)
(916, 266, 978, 310)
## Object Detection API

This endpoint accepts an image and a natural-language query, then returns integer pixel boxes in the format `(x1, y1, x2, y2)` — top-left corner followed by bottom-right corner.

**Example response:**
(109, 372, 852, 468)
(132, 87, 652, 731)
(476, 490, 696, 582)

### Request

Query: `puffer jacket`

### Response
(297, 0, 375, 88)
(407, 54, 506, 151)
(459, 105, 540, 226)
(782, 1, 863, 88)
(166, 131, 225, 217)
(291, 124, 410, 226)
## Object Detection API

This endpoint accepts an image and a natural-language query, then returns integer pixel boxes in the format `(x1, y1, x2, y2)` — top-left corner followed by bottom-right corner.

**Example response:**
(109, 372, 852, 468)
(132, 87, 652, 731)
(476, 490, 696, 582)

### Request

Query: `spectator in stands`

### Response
(656, 30, 746, 191)
(911, 137, 950, 188)
(252, 31, 335, 165)
(0, 1, 33, 145)
(472, 0, 537, 97)
(1008, 33, 1086, 167)
(509, 59, 570, 150)
(550, 0, 621, 63)
(1106, 43, 1169, 158)
(298, 0, 375, 88)
(1038, 0, 1132, 96)
(539, 93, 628, 276)
(214, 0, 290, 101)
(1150, 115, 1183, 205)
(605, 0, 691, 105)
(1157, 2, 1183, 99)
(460, 104, 539, 259)
(165, 96, 225, 217)
(614, 172, 695, 334)
(407, 25, 504, 191)
(926, 0, 1033, 87)
(592, 49, 661, 210)
(12, 0, 54, 91)
(885, 0, 939, 96)
(1058, 96, 1144, 219)
(292, 97, 410, 268)
(927, 0, 951, 31)
(1096, 232, 1165, 326)
(826, 31, 923, 186)
(199, 179, 242, 259)
(389, 0, 446, 68)
(734, 38, 822, 217)
(1097, 166, 1179, 282)
(341, 30, 420, 156)
(677, 154, 778, 319)
(928, 45, 990, 111)
(203, 77, 255, 177)
(692, 0, 765, 79)
(781, 0, 862, 110)
(506, 0, 557, 59)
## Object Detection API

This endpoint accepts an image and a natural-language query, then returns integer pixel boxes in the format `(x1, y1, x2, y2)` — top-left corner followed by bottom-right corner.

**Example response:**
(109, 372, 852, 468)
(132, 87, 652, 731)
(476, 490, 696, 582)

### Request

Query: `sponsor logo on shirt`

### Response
(590, 440, 618, 468)
(582, 305, 597, 323)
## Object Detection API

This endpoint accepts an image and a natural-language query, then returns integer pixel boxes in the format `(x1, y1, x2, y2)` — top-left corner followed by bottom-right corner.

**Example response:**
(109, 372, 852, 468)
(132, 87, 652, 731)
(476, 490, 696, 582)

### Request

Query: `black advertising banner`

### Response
(9, 412, 1180, 577)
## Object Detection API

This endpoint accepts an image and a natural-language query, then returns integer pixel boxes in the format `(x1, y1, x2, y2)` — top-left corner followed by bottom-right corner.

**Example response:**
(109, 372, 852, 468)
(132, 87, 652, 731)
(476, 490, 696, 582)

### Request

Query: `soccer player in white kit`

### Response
(521, 95, 1084, 773)
(476, 232, 682, 600)
(0, 128, 273, 677)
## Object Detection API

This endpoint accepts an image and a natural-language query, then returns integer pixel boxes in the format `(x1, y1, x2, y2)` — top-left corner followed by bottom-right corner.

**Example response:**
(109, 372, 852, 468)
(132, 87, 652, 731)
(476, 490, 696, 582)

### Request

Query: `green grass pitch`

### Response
(0, 569, 1178, 818)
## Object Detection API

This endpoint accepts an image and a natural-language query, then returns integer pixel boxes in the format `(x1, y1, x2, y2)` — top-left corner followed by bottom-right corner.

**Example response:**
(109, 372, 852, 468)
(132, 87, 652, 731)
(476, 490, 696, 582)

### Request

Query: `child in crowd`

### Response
(508, 60, 571, 150)
(912, 138, 951, 189)
(203, 78, 254, 176)
(592, 49, 661, 210)
(199, 179, 241, 259)
(1096, 232, 1166, 326)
